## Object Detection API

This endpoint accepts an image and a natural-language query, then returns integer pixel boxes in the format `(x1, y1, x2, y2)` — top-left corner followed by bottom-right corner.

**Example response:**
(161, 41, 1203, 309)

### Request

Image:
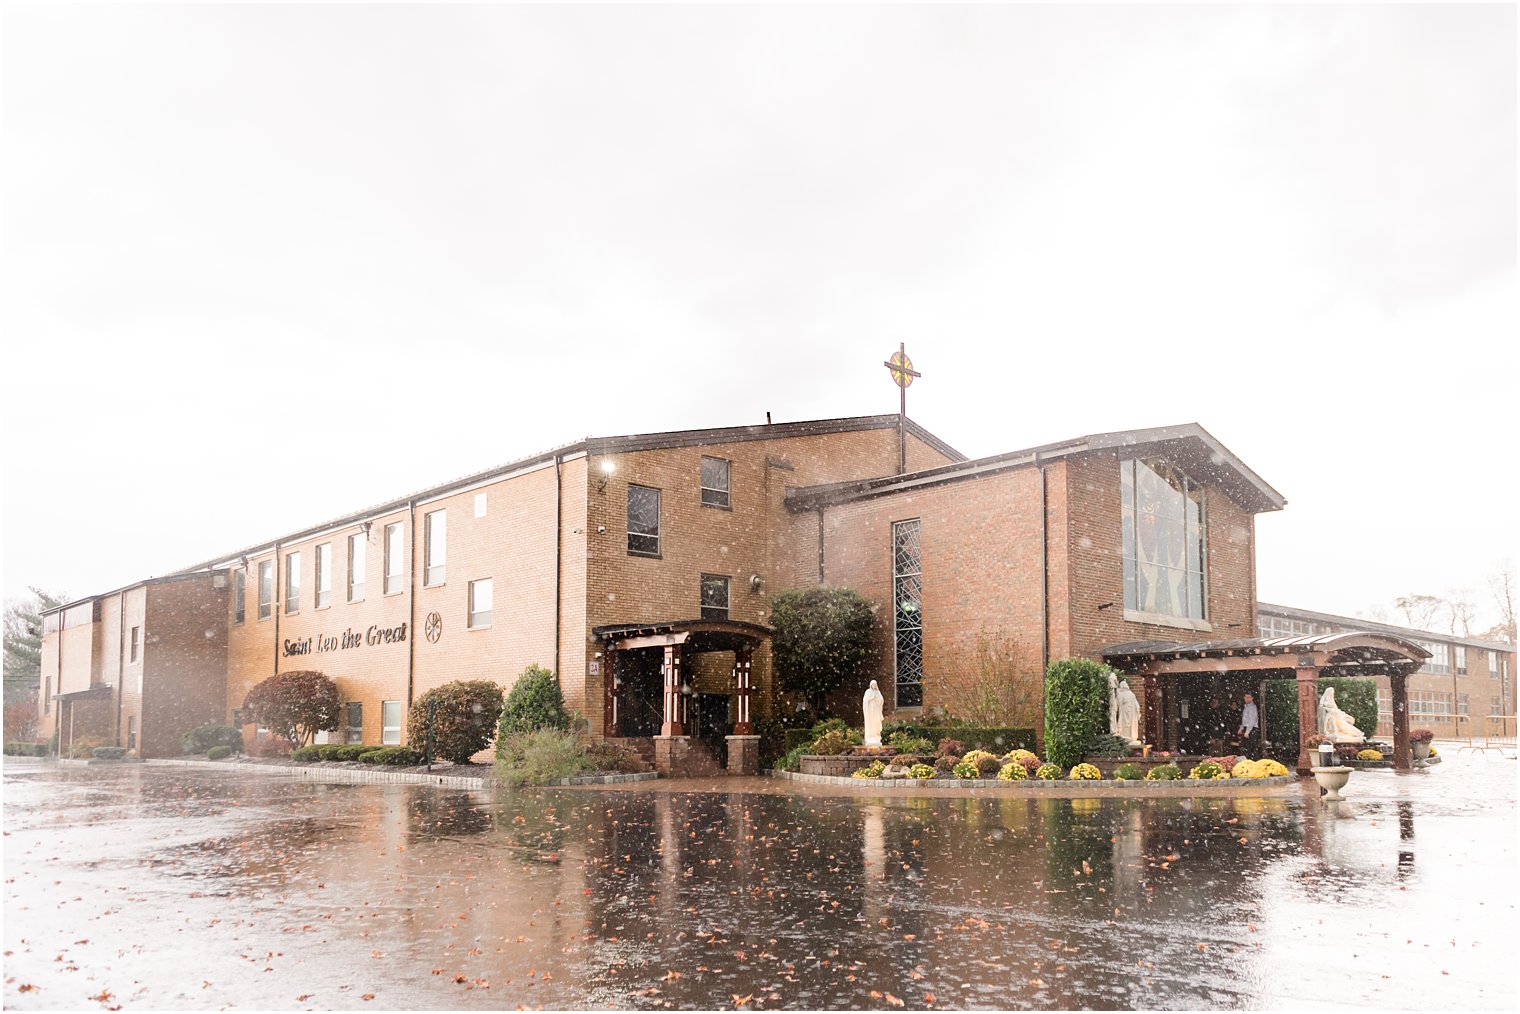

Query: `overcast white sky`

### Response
(3, 4, 1516, 634)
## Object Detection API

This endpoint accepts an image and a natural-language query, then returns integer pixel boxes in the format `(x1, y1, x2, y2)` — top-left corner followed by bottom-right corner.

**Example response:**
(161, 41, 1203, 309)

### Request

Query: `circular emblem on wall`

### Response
(425, 611, 443, 643)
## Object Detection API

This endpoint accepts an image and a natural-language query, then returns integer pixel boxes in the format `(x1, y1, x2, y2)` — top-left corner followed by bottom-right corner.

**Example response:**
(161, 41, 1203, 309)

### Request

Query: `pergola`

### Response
(1102, 632, 1430, 771)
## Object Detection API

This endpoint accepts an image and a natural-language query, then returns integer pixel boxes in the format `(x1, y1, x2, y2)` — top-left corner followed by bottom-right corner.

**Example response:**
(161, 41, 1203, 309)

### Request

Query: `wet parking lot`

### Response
(3, 753, 1515, 1010)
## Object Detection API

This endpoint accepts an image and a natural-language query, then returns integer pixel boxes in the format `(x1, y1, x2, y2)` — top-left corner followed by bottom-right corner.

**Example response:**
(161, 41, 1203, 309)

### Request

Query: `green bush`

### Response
(808, 728, 860, 756)
(330, 744, 370, 761)
(358, 746, 424, 766)
(498, 665, 570, 739)
(879, 727, 1036, 756)
(886, 731, 935, 755)
(67, 736, 108, 759)
(775, 744, 808, 772)
(1086, 733, 1134, 758)
(495, 729, 593, 786)
(291, 745, 323, 762)
(1043, 658, 1112, 769)
(1265, 677, 1378, 750)
(1146, 763, 1182, 781)
(207, 745, 234, 760)
(291, 743, 359, 762)
(181, 724, 244, 755)
(92, 746, 128, 760)
(770, 586, 876, 713)
(1113, 763, 1143, 780)
(409, 680, 506, 763)
(1264, 681, 1300, 751)
(4, 742, 47, 756)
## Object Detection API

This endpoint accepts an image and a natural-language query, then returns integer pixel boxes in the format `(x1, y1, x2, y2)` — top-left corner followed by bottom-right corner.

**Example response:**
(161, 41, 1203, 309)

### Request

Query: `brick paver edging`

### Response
(145, 758, 658, 790)
(771, 769, 1296, 793)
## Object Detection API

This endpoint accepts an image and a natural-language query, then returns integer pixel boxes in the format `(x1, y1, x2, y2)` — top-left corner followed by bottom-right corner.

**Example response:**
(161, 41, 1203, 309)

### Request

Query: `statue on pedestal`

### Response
(862, 680, 884, 747)
(1318, 687, 1365, 743)
(1109, 672, 1142, 746)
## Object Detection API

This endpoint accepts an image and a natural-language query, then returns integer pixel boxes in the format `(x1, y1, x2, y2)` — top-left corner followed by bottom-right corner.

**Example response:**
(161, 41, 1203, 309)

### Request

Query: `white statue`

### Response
(1110, 678, 1142, 746)
(1318, 687, 1365, 744)
(862, 680, 884, 747)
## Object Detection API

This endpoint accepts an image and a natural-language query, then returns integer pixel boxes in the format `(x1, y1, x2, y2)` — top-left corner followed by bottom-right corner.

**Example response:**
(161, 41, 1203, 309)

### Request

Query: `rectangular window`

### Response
(381, 701, 402, 745)
(627, 485, 661, 556)
(234, 568, 246, 624)
(258, 561, 274, 620)
(1121, 458, 1207, 621)
(1454, 645, 1467, 675)
(129, 626, 140, 662)
(384, 523, 404, 594)
(285, 551, 301, 614)
(1494, 697, 1504, 716)
(127, 716, 136, 750)
(1489, 650, 1500, 678)
(424, 510, 446, 586)
(1458, 693, 1469, 715)
(474, 492, 487, 518)
(700, 456, 731, 509)
(348, 533, 366, 602)
(469, 578, 493, 629)
(346, 702, 363, 744)
(700, 574, 730, 620)
(1418, 641, 1449, 675)
(44, 676, 51, 713)
(315, 543, 332, 609)
(893, 519, 924, 709)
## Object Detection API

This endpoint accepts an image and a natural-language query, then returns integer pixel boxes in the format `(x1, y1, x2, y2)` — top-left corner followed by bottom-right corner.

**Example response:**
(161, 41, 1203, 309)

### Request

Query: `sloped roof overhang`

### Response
(593, 618, 773, 654)
(1101, 631, 1430, 677)
(784, 422, 1286, 515)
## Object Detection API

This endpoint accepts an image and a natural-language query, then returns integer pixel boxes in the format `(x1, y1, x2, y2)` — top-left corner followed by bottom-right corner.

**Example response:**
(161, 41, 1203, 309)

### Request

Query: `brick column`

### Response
(660, 643, 685, 738)
(1296, 664, 1319, 772)
(732, 648, 754, 735)
(604, 645, 619, 737)
(1391, 669, 1411, 772)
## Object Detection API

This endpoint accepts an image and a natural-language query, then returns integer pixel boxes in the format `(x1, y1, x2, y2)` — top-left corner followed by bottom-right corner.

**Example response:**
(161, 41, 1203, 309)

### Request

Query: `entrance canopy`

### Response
(595, 619, 772, 743)
(1101, 632, 1430, 771)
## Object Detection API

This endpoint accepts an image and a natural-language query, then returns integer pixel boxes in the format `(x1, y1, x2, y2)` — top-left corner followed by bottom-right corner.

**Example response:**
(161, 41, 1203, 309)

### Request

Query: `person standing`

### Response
(1238, 692, 1259, 740)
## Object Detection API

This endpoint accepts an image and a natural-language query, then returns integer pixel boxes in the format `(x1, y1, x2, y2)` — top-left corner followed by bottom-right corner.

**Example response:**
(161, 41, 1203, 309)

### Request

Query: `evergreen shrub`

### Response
(181, 724, 244, 755)
(409, 680, 505, 763)
(1043, 658, 1111, 769)
(208, 745, 233, 760)
(498, 665, 570, 739)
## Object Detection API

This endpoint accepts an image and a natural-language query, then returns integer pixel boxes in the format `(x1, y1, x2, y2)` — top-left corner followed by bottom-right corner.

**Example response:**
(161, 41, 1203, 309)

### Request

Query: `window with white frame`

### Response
(315, 543, 332, 608)
(1418, 641, 1449, 674)
(345, 702, 363, 744)
(627, 485, 660, 556)
(129, 626, 140, 662)
(285, 551, 301, 614)
(258, 561, 274, 620)
(381, 701, 402, 745)
(1489, 650, 1500, 678)
(700, 456, 731, 509)
(468, 578, 493, 629)
(1458, 693, 1469, 715)
(1454, 645, 1467, 674)
(893, 519, 924, 709)
(700, 574, 730, 620)
(474, 492, 487, 518)
(348, 532, 366, 602)
(234, 568, 246, 624)
(127, 716, 136, 750)
(1121, 458, 1207, 621)
(384, 523, 404, 594)
(424, 510, 446, 586)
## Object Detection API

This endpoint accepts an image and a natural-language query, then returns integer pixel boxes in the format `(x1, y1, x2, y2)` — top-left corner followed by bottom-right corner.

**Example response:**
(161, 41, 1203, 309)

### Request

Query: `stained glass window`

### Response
(1121, 459, 1206, 621)
(893, 519, 923, 708)
(628, 485, 661, 556)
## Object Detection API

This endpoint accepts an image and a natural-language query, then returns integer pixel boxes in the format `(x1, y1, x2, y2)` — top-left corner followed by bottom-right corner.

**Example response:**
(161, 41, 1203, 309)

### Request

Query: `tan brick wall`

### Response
(57, 614, 96, 695)
(141, 577, 227, 758)
(116, 587, 147, 753)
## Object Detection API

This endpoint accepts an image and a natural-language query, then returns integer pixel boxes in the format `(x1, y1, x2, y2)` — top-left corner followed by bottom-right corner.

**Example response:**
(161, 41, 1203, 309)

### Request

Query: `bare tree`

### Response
(951, 627, 1042, 729)
(1395, 593, 1446, 632)
(1445, 588, 1477, 637)
(1489, 563, 1516, 643)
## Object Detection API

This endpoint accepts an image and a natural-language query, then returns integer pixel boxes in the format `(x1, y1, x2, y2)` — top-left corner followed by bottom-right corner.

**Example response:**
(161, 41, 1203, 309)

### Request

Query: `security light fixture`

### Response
(749, 574, 763, 593)
(597, 459, 616, 493)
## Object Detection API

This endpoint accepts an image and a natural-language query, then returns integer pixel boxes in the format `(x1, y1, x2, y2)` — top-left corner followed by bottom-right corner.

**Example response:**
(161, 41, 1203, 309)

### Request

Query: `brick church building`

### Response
(38, 410, 1447, 772)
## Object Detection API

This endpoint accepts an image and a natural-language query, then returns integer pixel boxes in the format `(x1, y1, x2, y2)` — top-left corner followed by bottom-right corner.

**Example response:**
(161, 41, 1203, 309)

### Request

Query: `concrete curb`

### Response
(145, 758, 660, 790)
(772, 769, 1296, 792)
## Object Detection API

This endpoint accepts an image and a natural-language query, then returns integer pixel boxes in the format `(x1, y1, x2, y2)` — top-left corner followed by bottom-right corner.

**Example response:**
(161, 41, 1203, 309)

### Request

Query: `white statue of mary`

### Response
(1110, 679, 1141, 746)
(862, 680, 884, 747)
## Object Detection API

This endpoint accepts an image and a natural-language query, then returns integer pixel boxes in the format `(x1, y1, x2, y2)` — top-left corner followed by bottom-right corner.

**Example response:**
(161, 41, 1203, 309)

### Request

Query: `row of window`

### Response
(236, 515, 432, 623)
(1377, 687, 1508, 717)
(625, 456, 731, 557)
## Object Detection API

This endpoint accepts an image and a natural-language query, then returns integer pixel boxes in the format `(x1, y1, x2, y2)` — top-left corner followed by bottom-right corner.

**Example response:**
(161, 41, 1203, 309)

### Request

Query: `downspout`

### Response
(1037, 456, 1048, 673)
(554, 454, 562, 681)
(406, 499, 417, 710)
(272, 542, 281, 681)
(116, 593, 125, 749)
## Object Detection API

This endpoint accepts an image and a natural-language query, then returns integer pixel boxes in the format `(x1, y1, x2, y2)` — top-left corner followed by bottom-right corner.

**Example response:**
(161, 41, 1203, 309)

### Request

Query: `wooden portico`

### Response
(1103, 632, 1430, 772)
(594, 619, 772, 775)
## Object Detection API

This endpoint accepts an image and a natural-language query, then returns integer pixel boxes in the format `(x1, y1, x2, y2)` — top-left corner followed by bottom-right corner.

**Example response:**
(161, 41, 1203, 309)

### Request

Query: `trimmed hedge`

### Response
(91, 746, 128, 760)
(208, 745, 234, 760)
(1317, 678, 1378, 743)
(876, 724, 1034, 755)
(359, 746, 424, 766)
(3, 742, 48, 756)
(499, 665, 570, 738)
(408, 680, 505, 763)
(182, 724, 244, 755)
(1043, 658, 1111, 769)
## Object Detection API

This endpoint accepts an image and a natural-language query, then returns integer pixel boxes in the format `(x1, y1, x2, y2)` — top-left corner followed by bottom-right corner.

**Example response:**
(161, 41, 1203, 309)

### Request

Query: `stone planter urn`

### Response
(1310, 765, 1352, 801)
(1411, 739, 1432, 766)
